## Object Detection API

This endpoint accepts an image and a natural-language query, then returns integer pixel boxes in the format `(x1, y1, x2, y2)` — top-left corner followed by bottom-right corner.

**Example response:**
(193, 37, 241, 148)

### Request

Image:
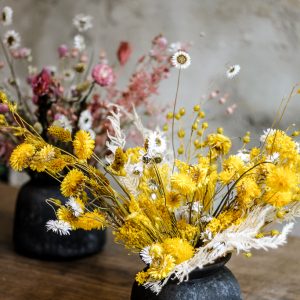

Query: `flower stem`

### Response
(171, 68, 181, 172)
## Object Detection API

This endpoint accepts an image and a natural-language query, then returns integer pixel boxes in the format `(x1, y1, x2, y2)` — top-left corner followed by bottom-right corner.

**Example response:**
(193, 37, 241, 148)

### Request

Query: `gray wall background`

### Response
(2, 0, 300, 234)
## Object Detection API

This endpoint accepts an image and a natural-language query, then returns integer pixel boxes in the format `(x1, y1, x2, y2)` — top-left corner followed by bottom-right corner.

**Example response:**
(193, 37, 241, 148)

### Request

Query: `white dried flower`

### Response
(236, 150, 250, 164)
(146, 131, 167, 158)
(46, 220, 72, 235)
(226, 64, 241, 79)
(260, 128, 276, 143)
(73, 14, 93, 32)
(171, 50, 191, 69)
(3, 30, 21, 50)
(1, 6, 13, 26)
(140, 246, 152, 265)
(53, 114, 72, 132)
(78, 110, 93, 131)
(66, 197, 83, 217)
(73, 34, 86, 51)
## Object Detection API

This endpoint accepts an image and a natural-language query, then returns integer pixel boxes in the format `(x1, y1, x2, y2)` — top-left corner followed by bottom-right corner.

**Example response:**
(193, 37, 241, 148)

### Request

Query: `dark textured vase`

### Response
(131, 254, 242, 300)
(13, 174, 106, 260)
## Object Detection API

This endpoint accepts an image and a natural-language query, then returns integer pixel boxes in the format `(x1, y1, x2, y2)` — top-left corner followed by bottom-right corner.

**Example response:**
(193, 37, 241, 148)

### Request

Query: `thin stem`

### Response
(171, 68, 181, 172)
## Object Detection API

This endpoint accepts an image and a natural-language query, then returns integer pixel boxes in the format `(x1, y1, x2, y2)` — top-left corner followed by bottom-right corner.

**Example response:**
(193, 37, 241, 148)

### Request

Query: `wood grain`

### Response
(0, 183, 299, 300)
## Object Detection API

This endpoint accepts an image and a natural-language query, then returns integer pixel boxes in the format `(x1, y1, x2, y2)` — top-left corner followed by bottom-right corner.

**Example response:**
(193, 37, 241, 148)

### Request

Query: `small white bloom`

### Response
(126, 162, 144, 177)
(3, 30, 21, 50)
(46, 220, 72, 235)
(200, 229, 213, 242)
(226, 64, 240, 79)
(73, 14, 93, 32)
(236, 150, 250, 164)
(171, 50, 191, 69)
(53, 114, 72, 132)
(260, 128, 276, 143)
(146, 131, 167, 157)
(295, 142, 300, 154)
(266, 152, 280, 163)
(73, 34, 86, 51)
(46, 65, 57, 76)
(140, 246, 152, 265)
(63, 69, 75, 82)
(1, 6, 13, 26)
(78, 110, 93, 130)
(200, 215, 213, 223)
(168, 42, 182, 53)
(66, 197, 83, 217)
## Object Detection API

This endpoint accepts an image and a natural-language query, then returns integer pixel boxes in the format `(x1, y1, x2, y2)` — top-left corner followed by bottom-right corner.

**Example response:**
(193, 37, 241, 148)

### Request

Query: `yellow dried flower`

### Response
(147, 254, 175, 280)
(206, 133, 232, 158)
(10, 143, 36, 171)
(0, 91, 8, 104)
(163, 238, 194, 264)
(48, 125, 72, 142)
(61, 169, 85, 197)
(165, 192, 184, 211)
(75, 210, 106, 230)
(171, 173, 196, 195)
(73, 130, 95, 160)
(135, 271, 149, 285)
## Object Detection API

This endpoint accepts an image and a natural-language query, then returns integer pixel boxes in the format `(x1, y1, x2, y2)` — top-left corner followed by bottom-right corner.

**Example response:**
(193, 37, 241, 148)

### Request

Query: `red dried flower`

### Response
(117, 41, 132, 66)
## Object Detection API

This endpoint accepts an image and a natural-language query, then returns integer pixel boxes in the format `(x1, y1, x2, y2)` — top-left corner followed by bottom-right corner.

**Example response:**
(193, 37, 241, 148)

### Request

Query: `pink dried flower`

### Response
(31, 69, 53, 98)
(80, 54, 88, 63)
(226, 104, 237, 115)
(92, 64, 115, 87)
(0, 61, 4, 69)
(58, 44, 69, 58)
(0, 104, 9, 113)
(117, 41, 132, 66)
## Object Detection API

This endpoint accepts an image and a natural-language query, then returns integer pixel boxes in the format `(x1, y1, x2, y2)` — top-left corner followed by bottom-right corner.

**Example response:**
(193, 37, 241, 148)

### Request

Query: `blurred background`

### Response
(1, 0, 300, 233)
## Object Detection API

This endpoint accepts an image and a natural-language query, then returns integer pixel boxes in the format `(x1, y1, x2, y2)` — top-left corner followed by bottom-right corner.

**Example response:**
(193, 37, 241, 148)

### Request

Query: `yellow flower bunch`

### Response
(1, 87, 300, 288)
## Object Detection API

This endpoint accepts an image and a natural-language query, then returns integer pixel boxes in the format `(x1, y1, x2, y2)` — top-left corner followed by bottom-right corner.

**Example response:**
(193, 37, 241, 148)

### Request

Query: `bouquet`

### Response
(0, 6, 189, 164)
(1, 49, 299, 295)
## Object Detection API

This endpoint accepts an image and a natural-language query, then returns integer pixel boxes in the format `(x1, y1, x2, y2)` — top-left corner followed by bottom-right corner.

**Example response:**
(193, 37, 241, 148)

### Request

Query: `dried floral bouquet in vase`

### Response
(0, 5, 188, 259)
(1, 47, 300, 298)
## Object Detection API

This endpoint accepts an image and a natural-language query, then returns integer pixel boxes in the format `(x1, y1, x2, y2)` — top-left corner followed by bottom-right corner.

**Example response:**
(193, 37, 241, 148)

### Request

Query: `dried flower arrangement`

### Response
(1, 9, 299, 296)
(0, 6, 191, 164)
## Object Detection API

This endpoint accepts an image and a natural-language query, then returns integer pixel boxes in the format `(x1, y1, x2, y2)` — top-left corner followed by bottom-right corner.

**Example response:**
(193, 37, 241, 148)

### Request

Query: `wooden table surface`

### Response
(0, 183, 299, 300)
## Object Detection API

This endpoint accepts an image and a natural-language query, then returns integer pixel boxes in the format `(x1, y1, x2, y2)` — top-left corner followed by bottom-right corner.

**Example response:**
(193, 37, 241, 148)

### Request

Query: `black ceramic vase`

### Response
(131, 254, 242, 300)
(13, 173, 106, 260)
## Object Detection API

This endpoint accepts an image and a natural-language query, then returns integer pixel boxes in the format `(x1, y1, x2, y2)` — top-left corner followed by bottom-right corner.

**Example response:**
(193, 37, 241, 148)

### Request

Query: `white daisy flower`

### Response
(66, 197, 83, 217)
(146, 131, 167, 157)
(46, 220, 72, 235)
(53, 114, 72, 132)
(1, 6, 13, 26)
(171, 50, 191, 69)
(78, 110, 93, 130)
(73, 34, 86, 51)
(73, 14, 93, 32)
(226, 64, 241, 79)
(3, 30, 21, 50)
(260, 128, 276, 143)
(236, 150, 250, 164)
(140, 246, 152, 265)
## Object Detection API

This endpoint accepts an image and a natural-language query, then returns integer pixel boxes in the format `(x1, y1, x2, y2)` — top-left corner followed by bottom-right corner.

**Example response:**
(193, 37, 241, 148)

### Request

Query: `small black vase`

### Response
(131, 254, 242, 300)
(13, 173, 106, 260)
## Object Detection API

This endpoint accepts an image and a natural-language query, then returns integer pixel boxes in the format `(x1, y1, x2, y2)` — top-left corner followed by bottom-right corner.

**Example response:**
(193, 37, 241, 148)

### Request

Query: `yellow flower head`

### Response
(171, 173, 196, 195)
(74, 210, 106, 230)
(266, 166, 298, 193)
(206, 133, 232, 158)
(0, 91, 8, 104)
(163, 238, 194, 264)
(61, 169, 85, 197)
(10, 143, 36, 171)
(48, 125, 72, 142)
(73, 130, 95, 160)
(166, 191, 184, 211)
(147, 254, 175, 281)
(264, 191, 293, 207)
